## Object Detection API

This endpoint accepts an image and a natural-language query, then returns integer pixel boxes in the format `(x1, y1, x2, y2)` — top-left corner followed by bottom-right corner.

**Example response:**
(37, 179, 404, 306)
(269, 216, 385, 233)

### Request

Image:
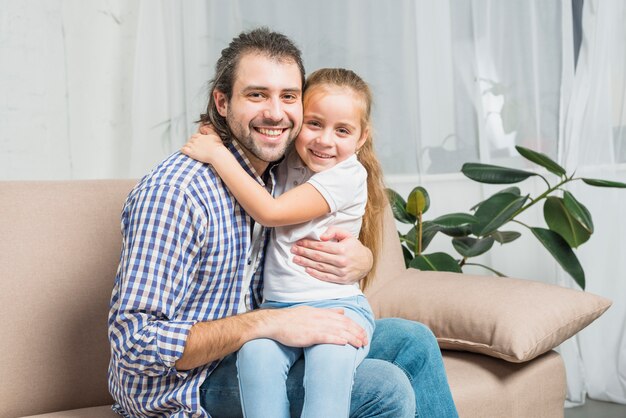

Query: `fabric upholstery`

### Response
(0, 180, 135, 418)
(442, 350, 565, 417)
(1, 180, 572, 417)
(20, 405, 118, 418)
(370, 268, 611, 362)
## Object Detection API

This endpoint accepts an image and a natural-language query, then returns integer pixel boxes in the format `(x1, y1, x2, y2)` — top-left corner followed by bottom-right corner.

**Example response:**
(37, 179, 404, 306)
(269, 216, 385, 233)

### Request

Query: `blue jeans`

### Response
(200, 318, 458, 418)
(237, 296, 375, 418)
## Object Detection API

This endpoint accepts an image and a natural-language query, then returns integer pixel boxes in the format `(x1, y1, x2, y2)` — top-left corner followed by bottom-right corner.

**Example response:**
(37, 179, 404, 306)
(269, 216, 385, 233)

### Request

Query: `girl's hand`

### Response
(181, 128, 226, 164)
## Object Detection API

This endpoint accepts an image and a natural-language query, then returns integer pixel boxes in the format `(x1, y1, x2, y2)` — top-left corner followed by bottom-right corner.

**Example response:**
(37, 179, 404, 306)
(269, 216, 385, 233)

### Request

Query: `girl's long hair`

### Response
(304, 69, 388, 291)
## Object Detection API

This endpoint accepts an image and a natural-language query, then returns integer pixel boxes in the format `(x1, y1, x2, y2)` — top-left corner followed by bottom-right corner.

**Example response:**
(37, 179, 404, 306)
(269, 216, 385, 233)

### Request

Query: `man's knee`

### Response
(352, 359, 415, 417)
(373, 318, 439, 352)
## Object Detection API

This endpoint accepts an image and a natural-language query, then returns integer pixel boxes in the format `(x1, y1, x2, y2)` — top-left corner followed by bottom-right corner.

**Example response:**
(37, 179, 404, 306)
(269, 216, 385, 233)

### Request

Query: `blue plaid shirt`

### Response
(108, 142, 273, 417)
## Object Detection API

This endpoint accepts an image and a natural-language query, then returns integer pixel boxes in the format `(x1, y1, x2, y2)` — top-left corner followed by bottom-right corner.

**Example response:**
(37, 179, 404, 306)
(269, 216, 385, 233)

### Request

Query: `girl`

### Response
(182, 68, 387, 418)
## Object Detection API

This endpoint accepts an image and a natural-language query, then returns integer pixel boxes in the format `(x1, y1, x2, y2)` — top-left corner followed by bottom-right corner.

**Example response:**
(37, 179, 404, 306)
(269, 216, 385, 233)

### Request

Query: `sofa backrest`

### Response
(363, 204, 406, 303)
(0, 180, 136, 417)
(0, 180, 405, 417)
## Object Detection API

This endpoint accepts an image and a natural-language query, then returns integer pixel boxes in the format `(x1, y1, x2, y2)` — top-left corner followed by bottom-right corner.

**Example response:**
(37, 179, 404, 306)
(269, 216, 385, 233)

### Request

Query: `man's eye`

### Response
(283, 94, 298, 101)
(248, 92, 265, 99)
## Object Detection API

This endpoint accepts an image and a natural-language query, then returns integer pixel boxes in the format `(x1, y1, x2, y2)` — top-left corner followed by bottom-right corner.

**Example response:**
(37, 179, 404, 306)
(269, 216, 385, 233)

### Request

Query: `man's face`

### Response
(214, 53, 303, 174)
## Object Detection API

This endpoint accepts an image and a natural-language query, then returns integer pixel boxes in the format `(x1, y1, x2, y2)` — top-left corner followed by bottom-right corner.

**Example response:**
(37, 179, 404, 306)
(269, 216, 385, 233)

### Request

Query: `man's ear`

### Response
(214, 90, 228, 117)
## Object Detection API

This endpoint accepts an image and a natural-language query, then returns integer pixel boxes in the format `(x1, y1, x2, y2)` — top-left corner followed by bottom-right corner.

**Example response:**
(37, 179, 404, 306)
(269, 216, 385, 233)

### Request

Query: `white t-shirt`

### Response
(262, 147, 367, 303)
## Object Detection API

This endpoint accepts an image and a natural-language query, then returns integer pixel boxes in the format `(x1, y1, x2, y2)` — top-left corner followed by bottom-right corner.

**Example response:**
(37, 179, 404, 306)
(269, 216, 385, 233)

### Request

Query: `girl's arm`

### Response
(182, 133, 329, 227)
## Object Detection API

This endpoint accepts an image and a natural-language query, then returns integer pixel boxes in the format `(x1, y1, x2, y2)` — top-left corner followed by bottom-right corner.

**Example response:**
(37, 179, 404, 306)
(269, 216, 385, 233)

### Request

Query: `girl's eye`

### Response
(337, 128, 350, 135)
(306, 120, 321, 128)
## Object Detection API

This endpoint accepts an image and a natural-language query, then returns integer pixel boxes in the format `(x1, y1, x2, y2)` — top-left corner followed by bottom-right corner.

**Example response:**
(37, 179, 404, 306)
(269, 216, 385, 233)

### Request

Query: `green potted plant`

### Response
(387, 146, 626, 289)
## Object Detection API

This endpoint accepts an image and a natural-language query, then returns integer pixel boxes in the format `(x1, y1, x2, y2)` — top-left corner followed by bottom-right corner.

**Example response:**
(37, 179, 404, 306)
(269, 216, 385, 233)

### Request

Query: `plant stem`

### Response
(512, 177, 572, 218)
(464, 262, 507, 276)
(511, 219, 531, 229)
(417, 212, 423, 255)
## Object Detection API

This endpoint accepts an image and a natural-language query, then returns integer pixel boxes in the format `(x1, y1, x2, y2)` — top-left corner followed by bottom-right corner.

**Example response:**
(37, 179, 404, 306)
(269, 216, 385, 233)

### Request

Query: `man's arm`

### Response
(182, 132, 330, 227)
(292, 226, 373, 285)
(109, 185, 203, 377)
(175, 305, 368, 370)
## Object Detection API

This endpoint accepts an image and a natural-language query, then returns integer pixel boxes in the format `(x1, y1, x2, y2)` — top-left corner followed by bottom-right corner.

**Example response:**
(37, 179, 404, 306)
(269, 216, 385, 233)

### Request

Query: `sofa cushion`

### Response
(19, 405, 118, 418)
(443, 350, 565, 417)
(370, 269, 611, 362)
(0, 181, 136, 418)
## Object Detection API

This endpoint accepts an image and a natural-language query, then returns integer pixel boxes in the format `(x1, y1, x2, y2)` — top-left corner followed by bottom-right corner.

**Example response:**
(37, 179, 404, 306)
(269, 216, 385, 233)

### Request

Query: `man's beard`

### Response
(226, 111, 298, 164)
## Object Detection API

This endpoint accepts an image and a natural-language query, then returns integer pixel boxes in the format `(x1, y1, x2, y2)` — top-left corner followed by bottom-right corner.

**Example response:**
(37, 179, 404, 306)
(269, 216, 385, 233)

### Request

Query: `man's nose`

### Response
(263, 98, 284, 121)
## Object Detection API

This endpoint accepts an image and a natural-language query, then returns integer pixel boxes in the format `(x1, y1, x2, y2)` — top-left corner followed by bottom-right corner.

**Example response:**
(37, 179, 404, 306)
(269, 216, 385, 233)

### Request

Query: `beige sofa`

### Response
(1, 180, 611, 418)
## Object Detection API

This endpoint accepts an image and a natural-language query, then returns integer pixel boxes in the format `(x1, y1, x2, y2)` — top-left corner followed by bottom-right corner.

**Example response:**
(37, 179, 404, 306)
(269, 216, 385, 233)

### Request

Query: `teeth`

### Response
(310, 150, 333, 159)
(257, 128, 283, 137)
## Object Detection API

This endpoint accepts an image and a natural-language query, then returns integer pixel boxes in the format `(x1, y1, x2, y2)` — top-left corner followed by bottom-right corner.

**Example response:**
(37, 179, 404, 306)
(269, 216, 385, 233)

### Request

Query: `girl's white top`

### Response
(262, 147, 367, 303)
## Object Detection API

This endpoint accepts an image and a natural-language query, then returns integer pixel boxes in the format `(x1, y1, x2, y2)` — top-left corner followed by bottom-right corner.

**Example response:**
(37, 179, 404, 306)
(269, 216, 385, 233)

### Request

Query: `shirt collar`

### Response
(227, 141, 267, 186)
(285, 145, 306, 170)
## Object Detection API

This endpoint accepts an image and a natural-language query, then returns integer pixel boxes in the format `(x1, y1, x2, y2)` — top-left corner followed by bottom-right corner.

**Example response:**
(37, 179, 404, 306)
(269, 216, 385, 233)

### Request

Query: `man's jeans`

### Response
(200, 318, 458, 418)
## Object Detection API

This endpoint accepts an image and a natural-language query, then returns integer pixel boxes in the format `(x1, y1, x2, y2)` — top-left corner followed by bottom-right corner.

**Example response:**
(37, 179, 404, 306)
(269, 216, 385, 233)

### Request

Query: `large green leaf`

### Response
(401, 244, 413, 268)
(438, 224, 473, 238)
(386, 189, 416, 224)
(420, 221, 440, 251)
(431, 213, 478, 228)
(452, 237, 495, 257)
(515, 145, 566, 177)
(399, 230, 415, 249)
(462, 163, 537, 184)
(406, 187, 430, 217)
(403, 222, 439, 254)
(470, 187, 521, 211)
(489, 230, 522, 244)
(563, 191, 594, 233)
(531, 227, 585, 289)
(472, 193, 528, 236)
(581, 178, 626, 188)
(543, 197, 591, 248)
(409, 252, 462, 273)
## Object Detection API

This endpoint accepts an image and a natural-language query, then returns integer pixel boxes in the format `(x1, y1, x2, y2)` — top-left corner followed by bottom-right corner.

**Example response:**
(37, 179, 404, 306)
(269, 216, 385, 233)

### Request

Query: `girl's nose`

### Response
(315, 131, 333, 146)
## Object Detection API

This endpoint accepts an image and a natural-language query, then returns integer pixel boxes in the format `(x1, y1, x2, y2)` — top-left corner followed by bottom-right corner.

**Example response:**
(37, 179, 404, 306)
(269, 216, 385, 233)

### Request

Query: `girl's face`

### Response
(295, 87, 368, 173)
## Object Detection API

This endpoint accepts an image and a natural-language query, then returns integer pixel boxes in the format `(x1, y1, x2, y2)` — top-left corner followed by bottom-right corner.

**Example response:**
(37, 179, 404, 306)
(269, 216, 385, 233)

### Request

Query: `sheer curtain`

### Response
(1, 0, 624, 405)
(558, 0, 626, 404)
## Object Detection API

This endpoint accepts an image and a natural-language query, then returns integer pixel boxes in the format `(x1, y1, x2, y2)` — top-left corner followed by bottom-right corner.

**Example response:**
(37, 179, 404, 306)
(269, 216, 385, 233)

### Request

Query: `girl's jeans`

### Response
(200, 318, 459, 418)
(236, 296, 375, 418)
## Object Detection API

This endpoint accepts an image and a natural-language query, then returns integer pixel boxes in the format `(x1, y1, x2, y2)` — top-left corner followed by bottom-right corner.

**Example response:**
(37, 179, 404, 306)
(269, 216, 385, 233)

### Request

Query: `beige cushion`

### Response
(370, 269, 612, 362)
(443, 350, 565, 417)
(0, 180, 136, 418)
(20, 405, 118, 418)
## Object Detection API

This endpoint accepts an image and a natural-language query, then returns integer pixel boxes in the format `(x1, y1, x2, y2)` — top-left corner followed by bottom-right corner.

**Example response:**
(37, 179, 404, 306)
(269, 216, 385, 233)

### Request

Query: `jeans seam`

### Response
(351, 391, 384, 417)
(390, 360, 420, 418)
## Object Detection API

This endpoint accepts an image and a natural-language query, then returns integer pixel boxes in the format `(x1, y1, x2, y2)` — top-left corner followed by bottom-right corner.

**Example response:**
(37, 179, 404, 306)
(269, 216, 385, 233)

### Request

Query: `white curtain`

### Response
(1, 0, 624, 405)
(557, 0, 626, 405)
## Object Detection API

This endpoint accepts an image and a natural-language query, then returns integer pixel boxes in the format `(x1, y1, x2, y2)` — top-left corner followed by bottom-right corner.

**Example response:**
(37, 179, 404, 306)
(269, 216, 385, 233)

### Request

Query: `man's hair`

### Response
(199, 27, 305, 142)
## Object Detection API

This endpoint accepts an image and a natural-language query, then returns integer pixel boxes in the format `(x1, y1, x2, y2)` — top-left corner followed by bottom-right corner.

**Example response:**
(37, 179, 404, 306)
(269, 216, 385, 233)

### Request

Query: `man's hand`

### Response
(263, 306, 368, 348)
(291, 226, 373, 285)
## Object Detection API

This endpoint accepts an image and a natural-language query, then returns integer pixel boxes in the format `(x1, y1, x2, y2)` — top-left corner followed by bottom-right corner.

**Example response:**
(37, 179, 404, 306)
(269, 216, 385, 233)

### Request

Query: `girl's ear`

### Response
(356, 126, 369, 151)
(214, 90, 228, 117)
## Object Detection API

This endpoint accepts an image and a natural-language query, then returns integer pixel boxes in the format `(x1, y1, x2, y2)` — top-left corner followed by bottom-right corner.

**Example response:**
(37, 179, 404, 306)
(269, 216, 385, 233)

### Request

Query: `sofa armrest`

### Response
(368, 269, 611, 363)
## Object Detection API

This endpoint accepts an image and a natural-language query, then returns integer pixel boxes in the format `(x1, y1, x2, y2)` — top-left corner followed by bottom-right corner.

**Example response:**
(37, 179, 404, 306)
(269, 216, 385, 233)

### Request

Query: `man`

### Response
(108, 28, 457, 417)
